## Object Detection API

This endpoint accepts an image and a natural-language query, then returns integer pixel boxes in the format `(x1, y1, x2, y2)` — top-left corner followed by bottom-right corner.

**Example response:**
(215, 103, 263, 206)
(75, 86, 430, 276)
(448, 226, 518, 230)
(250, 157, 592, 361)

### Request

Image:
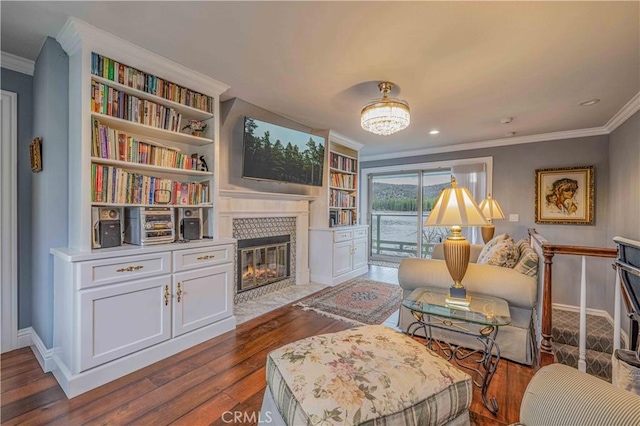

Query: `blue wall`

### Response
(1, 67, 34, 329)
(31, 38, 69, 348)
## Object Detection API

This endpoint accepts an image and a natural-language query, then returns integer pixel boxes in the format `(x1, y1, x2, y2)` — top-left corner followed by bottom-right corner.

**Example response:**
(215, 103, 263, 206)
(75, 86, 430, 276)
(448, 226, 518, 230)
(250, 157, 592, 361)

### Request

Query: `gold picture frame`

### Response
(30, 137, 42, 172)
(535, 166, 594, 225)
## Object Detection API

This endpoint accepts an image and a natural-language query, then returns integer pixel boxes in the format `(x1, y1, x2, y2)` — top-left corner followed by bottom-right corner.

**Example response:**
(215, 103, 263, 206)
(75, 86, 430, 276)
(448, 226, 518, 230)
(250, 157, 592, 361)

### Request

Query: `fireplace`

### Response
(237, 235, 291, 294)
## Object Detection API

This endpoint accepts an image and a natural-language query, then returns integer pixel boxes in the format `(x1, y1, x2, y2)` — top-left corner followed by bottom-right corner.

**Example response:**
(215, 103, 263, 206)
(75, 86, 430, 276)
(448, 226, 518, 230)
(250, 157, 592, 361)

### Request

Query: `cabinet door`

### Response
(172, 263, 233, 337)
(352, 238, 368, 270)
(79, 276, 171, 371)
(333, 240, 353, 277)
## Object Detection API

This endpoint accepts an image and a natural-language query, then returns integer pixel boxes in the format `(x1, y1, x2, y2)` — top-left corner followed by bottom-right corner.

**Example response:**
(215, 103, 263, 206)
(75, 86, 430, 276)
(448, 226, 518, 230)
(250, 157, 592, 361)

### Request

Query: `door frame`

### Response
(1, 90, 19, 353)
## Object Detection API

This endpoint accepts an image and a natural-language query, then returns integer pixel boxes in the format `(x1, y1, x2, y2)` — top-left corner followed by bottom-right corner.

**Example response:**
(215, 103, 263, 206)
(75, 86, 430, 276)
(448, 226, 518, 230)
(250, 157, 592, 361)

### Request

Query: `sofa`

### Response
(398, 241, 538, 365)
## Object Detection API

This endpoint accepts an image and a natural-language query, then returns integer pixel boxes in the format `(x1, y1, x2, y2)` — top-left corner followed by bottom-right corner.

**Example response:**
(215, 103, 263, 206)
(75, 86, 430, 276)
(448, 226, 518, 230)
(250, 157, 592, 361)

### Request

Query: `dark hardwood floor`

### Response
(1, 266, 548, 425)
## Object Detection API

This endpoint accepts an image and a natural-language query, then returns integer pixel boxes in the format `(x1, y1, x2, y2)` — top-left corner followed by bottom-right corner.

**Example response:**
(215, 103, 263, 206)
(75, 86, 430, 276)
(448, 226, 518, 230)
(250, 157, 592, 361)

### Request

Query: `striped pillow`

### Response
(514, 246, 539, 277)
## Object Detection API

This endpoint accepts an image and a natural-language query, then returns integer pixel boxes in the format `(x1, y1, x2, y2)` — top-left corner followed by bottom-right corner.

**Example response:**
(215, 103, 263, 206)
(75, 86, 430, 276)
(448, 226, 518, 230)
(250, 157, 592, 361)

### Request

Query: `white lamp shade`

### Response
(479, 195, 506, 220)
(425, 185, 488, 227)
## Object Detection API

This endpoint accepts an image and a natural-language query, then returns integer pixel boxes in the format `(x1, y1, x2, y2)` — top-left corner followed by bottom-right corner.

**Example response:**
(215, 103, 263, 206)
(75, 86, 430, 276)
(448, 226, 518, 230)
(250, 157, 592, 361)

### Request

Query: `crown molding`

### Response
(329, 130, 364, 151)
(1, 51, 35, 76)
(604, 92, 640, 132)
(361, 91, 640, 162)
(56, 17, 230, 96)
(360, 127, 608, 162)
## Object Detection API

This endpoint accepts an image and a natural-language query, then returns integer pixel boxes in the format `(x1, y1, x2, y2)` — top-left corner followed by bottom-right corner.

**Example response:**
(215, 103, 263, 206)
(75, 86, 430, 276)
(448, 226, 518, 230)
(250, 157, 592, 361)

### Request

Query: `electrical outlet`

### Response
(509, 214, 519, 222)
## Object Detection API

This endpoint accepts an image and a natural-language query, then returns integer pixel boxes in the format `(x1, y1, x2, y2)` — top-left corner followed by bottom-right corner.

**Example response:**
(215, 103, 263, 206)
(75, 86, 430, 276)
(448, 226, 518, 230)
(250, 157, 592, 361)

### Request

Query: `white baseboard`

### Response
(552, 303, 629, 349)
(17, 327, 55, 373)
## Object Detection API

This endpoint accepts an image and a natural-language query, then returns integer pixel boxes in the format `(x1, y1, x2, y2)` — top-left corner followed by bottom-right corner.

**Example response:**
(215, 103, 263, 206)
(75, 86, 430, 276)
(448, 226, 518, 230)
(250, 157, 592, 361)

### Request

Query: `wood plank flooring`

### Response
(1, 266, 546, 425)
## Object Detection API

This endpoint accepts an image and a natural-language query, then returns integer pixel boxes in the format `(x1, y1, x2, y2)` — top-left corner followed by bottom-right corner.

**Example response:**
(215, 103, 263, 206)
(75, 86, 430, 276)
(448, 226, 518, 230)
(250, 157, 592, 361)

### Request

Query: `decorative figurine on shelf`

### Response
(190, 153, 209, 172)
(182, 120, 208, 137)
(199, 155, 209, 172)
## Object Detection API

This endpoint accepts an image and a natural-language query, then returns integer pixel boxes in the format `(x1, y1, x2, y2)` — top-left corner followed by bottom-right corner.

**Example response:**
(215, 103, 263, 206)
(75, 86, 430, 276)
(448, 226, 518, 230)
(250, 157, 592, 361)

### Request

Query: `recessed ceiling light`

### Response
(504, 132, 516, 137)
(429, 130, 439, 135)
(580, 99, 600, 106)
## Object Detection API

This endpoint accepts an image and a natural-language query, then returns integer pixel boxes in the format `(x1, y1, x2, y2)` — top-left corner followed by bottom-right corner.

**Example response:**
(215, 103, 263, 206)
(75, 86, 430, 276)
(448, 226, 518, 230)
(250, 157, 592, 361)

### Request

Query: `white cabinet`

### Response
(309, 226, 369, 286)
(79, 276, 171, 370)
(172, 264, 233, 337)
(51, 239, 236, 398)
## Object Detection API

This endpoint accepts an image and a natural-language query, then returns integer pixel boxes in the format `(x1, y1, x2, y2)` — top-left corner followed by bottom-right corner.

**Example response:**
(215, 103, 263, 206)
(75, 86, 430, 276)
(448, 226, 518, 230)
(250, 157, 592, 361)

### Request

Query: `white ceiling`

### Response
(2, 1, 638, 157)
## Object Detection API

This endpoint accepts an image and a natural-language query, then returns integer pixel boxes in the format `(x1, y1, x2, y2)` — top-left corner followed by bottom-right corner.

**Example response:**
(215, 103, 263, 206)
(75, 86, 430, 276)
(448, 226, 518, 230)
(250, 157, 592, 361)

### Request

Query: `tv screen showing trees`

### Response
(242, 117, 325, 187)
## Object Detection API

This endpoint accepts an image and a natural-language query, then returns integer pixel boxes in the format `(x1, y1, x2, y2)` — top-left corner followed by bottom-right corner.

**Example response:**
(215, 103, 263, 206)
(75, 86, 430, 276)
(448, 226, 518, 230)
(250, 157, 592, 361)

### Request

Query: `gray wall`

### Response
(31, 38, 69, 348)
(1, 68, 33, 329)
(219, 98, 323, 197)
(362, 135, 612, 311)
(608, 111, 640, 242)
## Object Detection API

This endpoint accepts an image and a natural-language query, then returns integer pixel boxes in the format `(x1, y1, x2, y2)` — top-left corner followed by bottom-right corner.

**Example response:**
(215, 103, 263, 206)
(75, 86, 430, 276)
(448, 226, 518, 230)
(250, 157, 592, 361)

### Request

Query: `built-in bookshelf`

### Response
(309, 131, 363, 228)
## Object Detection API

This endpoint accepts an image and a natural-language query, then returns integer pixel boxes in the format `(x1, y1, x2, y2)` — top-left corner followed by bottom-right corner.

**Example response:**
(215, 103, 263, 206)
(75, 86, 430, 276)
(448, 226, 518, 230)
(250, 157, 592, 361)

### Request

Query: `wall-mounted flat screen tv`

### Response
(242, 117, 325, 187)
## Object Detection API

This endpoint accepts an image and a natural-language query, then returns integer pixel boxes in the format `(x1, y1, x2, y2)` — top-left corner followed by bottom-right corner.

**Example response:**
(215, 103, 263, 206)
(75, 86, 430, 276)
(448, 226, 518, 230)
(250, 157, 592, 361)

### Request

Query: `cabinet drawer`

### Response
(173, 244, 232, 272)
(78, 252, 171, 289)
(354, 228, 368, 239)
(333, 230, 353, 243)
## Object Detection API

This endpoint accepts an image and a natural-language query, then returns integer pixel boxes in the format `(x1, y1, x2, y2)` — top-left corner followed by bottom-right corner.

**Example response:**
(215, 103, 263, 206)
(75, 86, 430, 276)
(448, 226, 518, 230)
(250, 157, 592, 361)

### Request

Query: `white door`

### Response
(333, 240, 353, 277)
(1, 91, 18, 353)
(79, 276, 172, 371)
(172, 264, 233, 337)
(352, 238, 368, 270)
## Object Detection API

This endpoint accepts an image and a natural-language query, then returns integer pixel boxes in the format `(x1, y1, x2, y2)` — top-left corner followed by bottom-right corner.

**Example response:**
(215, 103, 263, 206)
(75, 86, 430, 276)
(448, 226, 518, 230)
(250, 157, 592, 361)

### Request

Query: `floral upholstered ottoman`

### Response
(260, 325, 472, 426)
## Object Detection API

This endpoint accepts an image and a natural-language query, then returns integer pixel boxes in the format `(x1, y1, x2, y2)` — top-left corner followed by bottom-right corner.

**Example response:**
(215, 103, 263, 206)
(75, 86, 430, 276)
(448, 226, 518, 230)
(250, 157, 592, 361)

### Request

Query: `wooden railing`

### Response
(529, 229, 618, 366)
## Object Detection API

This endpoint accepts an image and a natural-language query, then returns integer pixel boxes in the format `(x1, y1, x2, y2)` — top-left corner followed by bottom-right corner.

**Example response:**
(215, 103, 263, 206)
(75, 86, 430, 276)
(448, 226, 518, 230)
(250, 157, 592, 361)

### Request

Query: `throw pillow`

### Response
(513, 246, 539, 277)
(478, 238, 519, 268)
(477, 233, 510, 263)
(515, 238, 530, 255)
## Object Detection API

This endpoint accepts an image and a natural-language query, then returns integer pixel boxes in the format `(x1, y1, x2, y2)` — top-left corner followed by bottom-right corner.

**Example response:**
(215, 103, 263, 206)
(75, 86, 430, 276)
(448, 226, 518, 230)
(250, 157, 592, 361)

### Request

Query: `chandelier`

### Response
(361, 82, 410, 136)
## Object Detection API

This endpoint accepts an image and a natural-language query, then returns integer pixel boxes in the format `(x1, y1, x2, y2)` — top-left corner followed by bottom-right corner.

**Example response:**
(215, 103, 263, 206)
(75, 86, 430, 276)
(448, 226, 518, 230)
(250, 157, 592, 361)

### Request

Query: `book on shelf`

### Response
(92, 119, 199, 170)
(92, 80, 183, 132)
(329, 189, 356, 208)
(330, 210, 355, 227)
(91, 52, 214, 113)
(91, 164, 209, 205)
(330, 152, 357, 173)
(330, 172, 356, 189)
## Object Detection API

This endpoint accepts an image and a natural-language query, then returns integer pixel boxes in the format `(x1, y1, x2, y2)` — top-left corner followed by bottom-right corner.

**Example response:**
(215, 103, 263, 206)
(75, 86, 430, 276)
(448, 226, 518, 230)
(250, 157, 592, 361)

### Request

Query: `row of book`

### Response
(330, 172, 356, 189)
(92, 120, 199, 170)
(92, 165, 209, 205)
(330, 210, 356, 227)
(329, 189, 356, 208)
(330, 152, 357, 173)
(91, 53, 213, 113)
(92, 80, 183, 132)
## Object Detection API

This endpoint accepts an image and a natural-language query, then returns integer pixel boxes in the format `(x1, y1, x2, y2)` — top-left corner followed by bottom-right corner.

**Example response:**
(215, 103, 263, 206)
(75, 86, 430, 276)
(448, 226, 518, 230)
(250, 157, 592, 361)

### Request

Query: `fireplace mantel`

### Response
(217, 191, 311, 286)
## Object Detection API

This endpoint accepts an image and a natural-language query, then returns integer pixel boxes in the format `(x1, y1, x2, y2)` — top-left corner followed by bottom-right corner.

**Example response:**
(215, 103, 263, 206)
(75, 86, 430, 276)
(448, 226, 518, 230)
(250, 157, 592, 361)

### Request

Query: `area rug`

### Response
(295, 278, 402, 325)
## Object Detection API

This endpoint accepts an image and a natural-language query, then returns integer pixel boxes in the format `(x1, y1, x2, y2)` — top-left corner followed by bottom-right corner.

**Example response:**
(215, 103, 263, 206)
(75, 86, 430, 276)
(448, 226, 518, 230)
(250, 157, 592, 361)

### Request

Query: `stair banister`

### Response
(579, 256, 587, 372)
(528, 229, 618, 356)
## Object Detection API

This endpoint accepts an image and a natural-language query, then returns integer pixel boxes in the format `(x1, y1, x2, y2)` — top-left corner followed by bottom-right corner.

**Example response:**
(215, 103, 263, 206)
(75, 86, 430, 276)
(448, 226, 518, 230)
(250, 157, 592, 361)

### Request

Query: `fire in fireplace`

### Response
(237, 235, 291, 293)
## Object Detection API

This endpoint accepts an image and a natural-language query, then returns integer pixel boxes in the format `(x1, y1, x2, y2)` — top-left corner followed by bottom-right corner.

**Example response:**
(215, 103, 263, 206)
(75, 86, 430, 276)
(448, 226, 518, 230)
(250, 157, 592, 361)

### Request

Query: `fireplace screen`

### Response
(238, 235, 290, 293)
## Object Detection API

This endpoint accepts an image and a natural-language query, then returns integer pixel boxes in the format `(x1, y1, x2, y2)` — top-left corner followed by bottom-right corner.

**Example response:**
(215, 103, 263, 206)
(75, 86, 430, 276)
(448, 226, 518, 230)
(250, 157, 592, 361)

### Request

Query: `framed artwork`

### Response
(535, 166, 594, 225)
(30, 137, 42, 172)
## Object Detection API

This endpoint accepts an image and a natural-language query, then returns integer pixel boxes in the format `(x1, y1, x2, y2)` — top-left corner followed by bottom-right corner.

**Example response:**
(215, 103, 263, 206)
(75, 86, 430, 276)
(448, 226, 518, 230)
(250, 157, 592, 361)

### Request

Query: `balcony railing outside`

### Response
(371, 212, 448, 259)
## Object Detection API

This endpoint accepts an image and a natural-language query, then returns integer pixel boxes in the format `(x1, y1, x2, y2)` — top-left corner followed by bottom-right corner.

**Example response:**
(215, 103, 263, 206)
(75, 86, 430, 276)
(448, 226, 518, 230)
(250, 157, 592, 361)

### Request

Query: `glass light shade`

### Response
(425, 184, 488, 227)
(479, 194, 506, 220)
(361, 99, 410, 136)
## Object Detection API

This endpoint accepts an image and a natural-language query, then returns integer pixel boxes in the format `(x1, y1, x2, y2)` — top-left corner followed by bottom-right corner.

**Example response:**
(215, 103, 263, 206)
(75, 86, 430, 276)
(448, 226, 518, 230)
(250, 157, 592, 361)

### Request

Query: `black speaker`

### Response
(98, 220, 122, 248)
(181, 218, 202, 241)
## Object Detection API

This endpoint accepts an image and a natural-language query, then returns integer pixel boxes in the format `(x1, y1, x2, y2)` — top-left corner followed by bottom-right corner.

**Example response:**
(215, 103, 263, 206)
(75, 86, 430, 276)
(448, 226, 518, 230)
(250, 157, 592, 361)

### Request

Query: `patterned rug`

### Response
(295, 278, 402, 325)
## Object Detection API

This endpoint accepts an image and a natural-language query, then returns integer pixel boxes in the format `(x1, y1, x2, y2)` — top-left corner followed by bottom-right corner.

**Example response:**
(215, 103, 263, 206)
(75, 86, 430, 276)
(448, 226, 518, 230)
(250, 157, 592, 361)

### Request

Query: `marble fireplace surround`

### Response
(218, 190, 314, 303)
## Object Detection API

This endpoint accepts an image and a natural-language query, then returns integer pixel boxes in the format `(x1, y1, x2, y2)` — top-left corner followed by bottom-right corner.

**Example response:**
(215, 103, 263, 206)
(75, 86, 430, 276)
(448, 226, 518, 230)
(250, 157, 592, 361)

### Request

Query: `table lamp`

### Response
(424, 178, 487, 306)
(479, 194, 506, 244)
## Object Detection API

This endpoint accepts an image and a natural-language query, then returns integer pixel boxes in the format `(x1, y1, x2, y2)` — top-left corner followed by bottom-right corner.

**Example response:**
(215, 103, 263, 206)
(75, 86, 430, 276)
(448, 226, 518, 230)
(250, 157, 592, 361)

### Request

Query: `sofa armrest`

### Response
(398, 258, 536, 310)
(520, 364, 640, 425)
(432, 243, 484, 263)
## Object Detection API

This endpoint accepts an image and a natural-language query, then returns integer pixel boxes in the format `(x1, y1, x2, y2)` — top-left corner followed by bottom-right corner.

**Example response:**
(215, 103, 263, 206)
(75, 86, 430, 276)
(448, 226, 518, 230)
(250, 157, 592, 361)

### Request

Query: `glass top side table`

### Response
(402, 287, 512, 415)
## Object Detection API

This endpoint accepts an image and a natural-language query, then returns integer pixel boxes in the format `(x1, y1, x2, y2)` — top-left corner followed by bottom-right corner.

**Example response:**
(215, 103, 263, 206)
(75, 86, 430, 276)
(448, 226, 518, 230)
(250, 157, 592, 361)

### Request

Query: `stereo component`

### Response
(91, 207, 122, 249)
(124, 207, 175, 245)
(178, 208, 203, 241)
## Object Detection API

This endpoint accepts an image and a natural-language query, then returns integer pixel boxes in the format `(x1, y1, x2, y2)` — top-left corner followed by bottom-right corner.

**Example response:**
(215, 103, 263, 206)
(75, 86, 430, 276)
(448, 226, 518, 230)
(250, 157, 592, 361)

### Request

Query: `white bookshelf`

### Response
(91, 158, 213, 177)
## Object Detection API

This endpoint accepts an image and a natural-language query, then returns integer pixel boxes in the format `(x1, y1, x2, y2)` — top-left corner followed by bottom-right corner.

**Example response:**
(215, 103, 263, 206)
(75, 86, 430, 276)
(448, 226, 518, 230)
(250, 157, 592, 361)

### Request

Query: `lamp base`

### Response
(481, 225, 495, 244)
(446, 295, 471, 307)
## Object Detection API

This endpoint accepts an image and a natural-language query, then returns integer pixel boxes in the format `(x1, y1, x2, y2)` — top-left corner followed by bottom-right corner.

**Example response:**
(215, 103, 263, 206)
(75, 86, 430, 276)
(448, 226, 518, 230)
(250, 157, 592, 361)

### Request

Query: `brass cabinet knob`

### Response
(164, 285, 170, 306)
(176, 282, 182, 303)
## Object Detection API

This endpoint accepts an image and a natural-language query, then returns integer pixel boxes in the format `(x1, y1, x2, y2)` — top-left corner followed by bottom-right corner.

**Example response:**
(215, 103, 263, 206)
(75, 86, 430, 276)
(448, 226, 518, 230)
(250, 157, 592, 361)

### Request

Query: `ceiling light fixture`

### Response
(361, 82, 410, 136)
(430, 130, 440, 135)
(580, 99, 600, 106)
